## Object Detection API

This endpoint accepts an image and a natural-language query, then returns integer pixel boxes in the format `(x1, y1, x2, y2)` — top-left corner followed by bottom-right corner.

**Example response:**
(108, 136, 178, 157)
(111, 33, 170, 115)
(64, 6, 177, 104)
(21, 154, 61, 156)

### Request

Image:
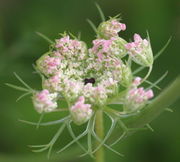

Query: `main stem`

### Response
(95, 110, 105, 162)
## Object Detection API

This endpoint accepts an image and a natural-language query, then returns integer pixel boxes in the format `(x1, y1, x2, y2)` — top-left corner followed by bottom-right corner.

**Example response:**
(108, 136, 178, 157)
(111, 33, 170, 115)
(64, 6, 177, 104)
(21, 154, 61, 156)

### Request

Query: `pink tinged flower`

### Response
(43, 73, 62, 92)
(97, 52, 104, 61)
(72, 40, 81, 48)
(36, 54, 61, 76)
(134, 33, 142, 42)
(51, 75, 60, 83)
(42, 56, 61, 74)
(125, 87, 154, 112)
(65, 80, 83, 96)
(132, 77, 142, 86)
(119, 23, 126, 31)
(91, 39, 113, 59)
(55, 36, 70, 48)
(70, 96, 93, 125)
(129, 88, 137, 96)
(145, 89, 154, 99)
(103, 40, 112, 51)
(125, 33, 153, 66)
(53, 51, 61, 57)
(94, 85, 106, 95)
(33, 89, 58, 113)
(137, 87, 145, 96)
(55, 35, 87, 60)
(98, 19, 126, 39)
(128, 87, 154, 103)
(45, 57, 60, 66)
(125, 43, 134, 50)
(78, 96, 85, 102)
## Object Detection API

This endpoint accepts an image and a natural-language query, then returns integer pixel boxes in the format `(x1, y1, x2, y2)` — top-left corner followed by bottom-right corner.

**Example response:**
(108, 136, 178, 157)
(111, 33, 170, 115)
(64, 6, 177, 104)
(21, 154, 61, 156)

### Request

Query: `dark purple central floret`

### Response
(84, 78, 96, 85)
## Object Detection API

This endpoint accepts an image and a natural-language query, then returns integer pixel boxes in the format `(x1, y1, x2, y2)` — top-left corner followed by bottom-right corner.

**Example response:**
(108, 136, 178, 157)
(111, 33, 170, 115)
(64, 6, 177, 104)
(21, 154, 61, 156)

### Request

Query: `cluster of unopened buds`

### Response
(9, 11, 163, 158)
(34, 17, 154, 120)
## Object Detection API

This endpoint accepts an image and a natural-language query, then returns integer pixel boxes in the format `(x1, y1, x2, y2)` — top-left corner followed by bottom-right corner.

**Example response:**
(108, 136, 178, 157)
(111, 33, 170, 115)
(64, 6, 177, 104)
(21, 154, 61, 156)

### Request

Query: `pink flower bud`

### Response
(133, 77, 142, 86)
(125, 86, 154, 112)
(97, 18, 126, 39)
(146, 89, 154, 99)
(134, 33, 142, 42)
(33, 90, 58, 113)
(125, 33, 153, 66)
(120, 23, 126, 31)
(70, 96, 93, 125)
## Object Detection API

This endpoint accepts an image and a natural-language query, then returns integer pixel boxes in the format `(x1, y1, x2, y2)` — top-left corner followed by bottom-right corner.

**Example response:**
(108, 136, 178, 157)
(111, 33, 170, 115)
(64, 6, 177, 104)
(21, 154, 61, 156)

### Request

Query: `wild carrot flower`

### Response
(8, 9, 171, 159)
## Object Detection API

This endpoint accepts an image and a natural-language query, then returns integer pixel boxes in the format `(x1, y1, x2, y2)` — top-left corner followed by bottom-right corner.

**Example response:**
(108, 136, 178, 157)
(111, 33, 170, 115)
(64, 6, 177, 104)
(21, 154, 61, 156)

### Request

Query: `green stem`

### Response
(95, 110, 105, 162)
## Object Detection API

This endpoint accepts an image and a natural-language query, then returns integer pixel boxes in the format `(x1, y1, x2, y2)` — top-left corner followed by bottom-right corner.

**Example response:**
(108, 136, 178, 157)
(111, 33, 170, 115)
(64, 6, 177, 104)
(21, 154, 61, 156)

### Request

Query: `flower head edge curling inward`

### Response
(8, 7, 175, 160)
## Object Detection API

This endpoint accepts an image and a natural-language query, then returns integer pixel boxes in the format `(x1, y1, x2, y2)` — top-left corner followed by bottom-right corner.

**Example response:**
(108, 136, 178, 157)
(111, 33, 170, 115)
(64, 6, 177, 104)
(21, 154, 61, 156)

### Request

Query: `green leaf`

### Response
(57, 121, 90, 154)
(16, 92, 31, 102)
(5, 83, 30, 92)
(92, 112, 117, 154)
(13, 72, 34, 91)
(66, 121, 88, 154)
(91, 114, 124, 156)
(36, 32, 54, 44)
(19, 116, 70, 126)
(86, 19, 98, 34)
(36, 112, 45, 129)
(144, 80, 161, 90)
(146, 71, 168, 90)
(95, 3, 106, 22)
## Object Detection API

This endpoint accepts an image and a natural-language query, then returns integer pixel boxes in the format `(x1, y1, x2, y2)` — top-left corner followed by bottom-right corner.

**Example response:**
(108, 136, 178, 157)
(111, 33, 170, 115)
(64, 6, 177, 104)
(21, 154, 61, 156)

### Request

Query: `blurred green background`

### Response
(0, 0, 180, 162)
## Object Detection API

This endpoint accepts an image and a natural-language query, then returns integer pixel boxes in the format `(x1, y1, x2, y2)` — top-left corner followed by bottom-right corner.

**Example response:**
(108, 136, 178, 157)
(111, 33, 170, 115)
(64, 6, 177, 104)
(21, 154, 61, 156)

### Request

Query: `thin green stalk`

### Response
(95, 110, 105, 162)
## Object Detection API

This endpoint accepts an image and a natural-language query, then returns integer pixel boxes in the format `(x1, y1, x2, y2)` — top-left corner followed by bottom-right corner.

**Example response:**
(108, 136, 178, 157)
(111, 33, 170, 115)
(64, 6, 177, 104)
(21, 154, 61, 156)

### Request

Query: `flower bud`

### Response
(97, 18, 126, 39)
(70, 96, 93, 125)
(55, 35, 88, 60)
(90, 37, 127, 60)
(132, 77, 142, 86)
(32, 89, 58, 113)
(125, 34, 153, 66)
(36, 53, 61, 76)
(124, 87, 154, 112)
(43, 72, 62, 92)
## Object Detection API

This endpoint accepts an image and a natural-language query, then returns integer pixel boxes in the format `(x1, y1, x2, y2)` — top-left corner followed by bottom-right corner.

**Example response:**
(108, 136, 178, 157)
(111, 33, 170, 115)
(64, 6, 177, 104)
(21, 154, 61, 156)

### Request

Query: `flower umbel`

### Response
(8, 7, 174, 160)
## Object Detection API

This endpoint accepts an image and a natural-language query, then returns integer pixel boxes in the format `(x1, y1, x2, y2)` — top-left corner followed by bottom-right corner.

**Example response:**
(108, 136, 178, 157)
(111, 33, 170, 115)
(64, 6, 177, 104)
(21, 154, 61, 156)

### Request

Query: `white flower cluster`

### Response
(32, 17, 154, 125)
(32, 89, 58, 113)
